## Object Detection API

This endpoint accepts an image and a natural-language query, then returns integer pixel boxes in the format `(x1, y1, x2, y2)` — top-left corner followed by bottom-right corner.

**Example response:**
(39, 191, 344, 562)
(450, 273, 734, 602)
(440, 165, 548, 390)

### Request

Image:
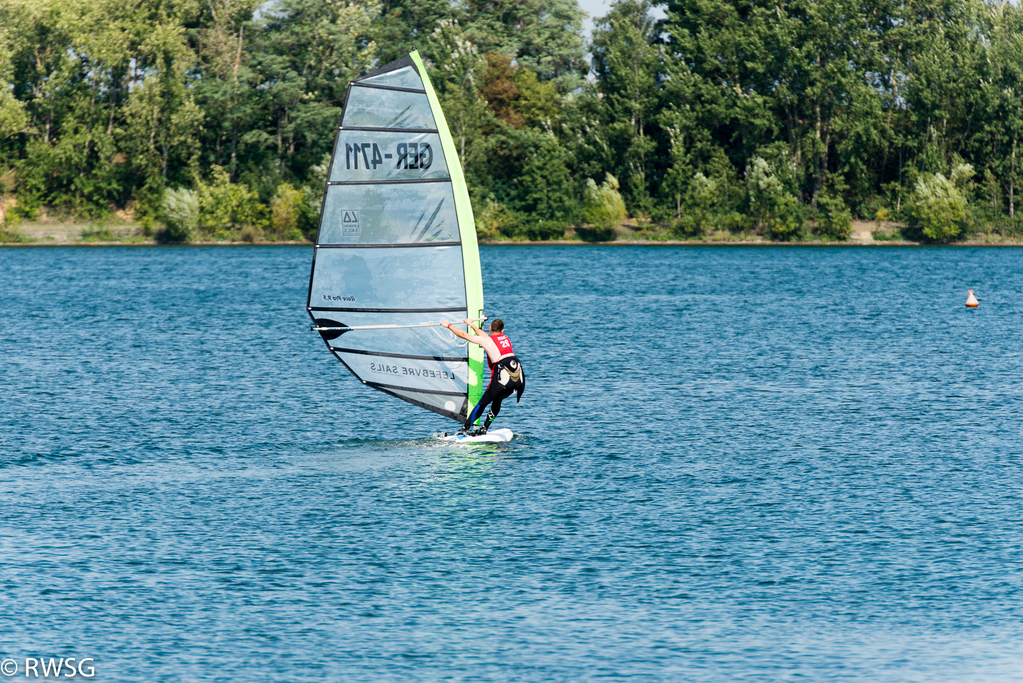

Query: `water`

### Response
(2, 245, 1022, 681)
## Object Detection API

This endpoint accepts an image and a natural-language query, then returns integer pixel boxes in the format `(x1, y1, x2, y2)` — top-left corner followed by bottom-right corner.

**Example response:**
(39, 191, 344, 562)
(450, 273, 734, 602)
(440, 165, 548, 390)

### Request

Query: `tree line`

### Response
(2, 0, 1023, 242)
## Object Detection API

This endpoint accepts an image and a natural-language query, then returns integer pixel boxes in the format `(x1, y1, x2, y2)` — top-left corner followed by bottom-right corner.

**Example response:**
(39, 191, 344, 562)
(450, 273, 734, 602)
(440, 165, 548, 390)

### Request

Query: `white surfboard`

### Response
(438, 428, 514, 443)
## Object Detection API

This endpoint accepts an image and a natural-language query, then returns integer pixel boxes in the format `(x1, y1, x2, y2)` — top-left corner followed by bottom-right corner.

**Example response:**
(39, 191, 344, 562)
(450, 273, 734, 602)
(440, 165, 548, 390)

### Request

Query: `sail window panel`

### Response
(343, 88, 436, 130)
(358, 65, 424, 90)
(338, 353, 468, 394)
(311, 246, 467, 310)
(319, 183, 459, 245)
(385, 387, 468, 418)
(318, 310, 469, 358)
(329, 132, 448, 182)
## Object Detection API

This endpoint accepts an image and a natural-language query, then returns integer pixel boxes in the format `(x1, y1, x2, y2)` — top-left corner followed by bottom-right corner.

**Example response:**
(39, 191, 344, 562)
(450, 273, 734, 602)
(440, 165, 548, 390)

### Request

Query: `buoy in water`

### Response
(966, 290, 979, 308)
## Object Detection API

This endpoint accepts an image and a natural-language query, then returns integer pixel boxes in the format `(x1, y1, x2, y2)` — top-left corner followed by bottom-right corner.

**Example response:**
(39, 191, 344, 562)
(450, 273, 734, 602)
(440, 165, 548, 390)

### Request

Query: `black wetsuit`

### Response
(465, 355, 525, 430)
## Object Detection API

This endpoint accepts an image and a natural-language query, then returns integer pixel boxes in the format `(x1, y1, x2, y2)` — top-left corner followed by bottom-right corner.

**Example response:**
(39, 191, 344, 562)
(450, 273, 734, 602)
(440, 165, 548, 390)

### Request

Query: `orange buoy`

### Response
(966, 290, 979, 308)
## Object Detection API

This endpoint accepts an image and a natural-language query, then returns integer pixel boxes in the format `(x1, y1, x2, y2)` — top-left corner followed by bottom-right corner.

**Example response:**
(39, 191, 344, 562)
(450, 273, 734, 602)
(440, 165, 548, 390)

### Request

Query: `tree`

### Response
(460, 0, 586, 90)
(664, 0, 777, 176)
(191, 0, 264, 180)
(977, 2, 1023, 218)
(372, 0, 452, 65)
(0, 14, 29, 225)
(246, 0, 377, 179)
(0, 21, 27, 141)
(592, 0, 661, 216)
(428, 19, 488, 163)
(659, 105, 696, 220)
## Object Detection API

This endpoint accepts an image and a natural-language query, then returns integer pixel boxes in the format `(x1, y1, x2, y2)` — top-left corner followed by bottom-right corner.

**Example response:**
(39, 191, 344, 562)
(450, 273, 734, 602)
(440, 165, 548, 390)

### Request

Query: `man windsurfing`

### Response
(441, 318, 525, 435)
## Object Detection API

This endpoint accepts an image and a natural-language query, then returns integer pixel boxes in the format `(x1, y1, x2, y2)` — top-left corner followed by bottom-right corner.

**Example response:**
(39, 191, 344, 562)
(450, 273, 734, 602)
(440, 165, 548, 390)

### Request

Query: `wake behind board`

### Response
(439, 428, 514, 443)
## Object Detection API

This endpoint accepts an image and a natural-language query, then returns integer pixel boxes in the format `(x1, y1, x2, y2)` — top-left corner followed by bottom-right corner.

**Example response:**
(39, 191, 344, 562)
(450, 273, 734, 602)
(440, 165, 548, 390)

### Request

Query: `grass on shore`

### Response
(4, 216, 1023, 246)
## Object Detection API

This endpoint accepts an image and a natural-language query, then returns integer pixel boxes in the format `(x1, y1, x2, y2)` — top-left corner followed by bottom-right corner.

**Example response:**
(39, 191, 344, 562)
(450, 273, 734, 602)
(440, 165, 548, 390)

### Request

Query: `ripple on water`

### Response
(1, 245, 1022, 681)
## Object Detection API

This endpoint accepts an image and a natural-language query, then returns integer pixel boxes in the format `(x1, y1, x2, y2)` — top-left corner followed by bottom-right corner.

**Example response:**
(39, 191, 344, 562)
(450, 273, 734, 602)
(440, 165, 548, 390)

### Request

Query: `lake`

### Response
(1, 245, 1021, 681)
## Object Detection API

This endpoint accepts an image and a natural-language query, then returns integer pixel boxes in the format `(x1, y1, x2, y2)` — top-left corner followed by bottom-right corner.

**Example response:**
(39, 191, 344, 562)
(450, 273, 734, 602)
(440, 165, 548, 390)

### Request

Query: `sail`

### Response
(307, 51, 485, 422)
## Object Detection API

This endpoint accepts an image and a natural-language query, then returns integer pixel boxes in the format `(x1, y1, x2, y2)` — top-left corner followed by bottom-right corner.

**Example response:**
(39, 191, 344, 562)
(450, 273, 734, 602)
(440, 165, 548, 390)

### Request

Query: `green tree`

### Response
(246, 0, 377, 178)
(429, 19, 487, 163)
(0, 23, 27, 141)
(977, 2, 1023, 218)
(783, 0, 881, 207)
(372, 0, 453, 65)
(592, 0, 661, 217)
(664, 0, 776, 174)
(191, 0, 264, 181)
(659, 105, 696, 220)
(746, 155, 802, 238)
(460, 0, 586, 90)
(0, 16, 28, 226)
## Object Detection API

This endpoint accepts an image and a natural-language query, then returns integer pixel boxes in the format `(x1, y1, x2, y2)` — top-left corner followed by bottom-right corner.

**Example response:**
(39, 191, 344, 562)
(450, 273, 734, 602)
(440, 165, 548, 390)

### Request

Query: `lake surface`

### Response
(2, 245, 1022, 681)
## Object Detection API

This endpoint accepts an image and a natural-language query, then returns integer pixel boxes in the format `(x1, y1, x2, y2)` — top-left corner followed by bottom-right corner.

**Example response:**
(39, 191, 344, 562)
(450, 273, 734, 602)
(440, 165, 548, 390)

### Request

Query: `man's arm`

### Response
(440, 321, 482, 346)
(463, 318, 484, 336)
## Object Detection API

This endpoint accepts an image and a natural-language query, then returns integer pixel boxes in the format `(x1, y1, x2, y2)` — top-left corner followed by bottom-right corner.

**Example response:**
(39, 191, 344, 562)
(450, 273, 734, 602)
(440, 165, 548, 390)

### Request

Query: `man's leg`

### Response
(482, 385, 518, 432)
(465, 380, 498, 431)
(483, 395, 504, 431)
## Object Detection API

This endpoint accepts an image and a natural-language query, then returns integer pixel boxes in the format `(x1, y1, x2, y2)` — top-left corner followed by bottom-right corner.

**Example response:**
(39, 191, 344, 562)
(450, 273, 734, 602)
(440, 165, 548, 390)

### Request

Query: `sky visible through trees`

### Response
(2, 0, 1023, 242)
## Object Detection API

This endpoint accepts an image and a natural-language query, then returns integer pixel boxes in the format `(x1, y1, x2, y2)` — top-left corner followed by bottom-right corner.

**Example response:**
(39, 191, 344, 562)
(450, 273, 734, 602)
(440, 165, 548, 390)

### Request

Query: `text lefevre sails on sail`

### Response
(306, 52, 485, 422)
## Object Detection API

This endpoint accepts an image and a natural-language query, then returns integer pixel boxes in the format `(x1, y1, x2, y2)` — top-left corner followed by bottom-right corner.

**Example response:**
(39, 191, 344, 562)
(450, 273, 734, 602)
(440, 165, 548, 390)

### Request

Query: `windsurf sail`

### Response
(306, 50, 485, 422)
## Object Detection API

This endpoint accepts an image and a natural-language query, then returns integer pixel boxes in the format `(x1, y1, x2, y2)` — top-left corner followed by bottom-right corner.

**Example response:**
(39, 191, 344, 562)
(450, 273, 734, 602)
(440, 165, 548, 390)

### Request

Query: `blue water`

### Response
(2, 245, 1022, 681)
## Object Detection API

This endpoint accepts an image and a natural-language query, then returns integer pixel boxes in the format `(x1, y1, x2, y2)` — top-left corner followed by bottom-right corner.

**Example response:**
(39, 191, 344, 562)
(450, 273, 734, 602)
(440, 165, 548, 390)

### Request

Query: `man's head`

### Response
(489, 318, 504, 334)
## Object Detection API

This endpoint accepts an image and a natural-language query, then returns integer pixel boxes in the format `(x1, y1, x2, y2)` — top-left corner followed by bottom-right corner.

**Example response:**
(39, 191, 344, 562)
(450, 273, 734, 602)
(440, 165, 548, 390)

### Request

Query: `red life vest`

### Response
(488, 333, 513, 372)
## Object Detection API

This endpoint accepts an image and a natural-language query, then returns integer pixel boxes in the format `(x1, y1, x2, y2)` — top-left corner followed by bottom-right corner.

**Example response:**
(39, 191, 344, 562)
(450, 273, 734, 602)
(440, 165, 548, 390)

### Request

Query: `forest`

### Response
(2, 0, 1023, 242)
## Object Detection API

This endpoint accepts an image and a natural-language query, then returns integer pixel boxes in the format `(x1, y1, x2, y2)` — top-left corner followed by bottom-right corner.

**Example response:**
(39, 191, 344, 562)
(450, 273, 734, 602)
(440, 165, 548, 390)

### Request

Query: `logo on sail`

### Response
(341, 210, 360, 236)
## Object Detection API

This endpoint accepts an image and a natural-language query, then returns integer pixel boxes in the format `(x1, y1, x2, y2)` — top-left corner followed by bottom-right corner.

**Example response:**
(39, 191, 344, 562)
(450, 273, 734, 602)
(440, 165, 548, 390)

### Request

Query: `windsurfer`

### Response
(442, 318, 525, 434)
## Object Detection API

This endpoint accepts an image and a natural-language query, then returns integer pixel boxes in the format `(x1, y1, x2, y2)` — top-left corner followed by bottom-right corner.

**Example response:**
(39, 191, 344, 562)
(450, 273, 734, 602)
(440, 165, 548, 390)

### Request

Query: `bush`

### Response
(765, 194, 804, 239)
(746, 156, 803, 239)
(575, 224, 616, 242)
(239, 225, 264, 243)
(196, 166, 267, 238)
(0, 226, 23, 242)
(0, 216, 24, 242)
(872, 224, 904, 241)
(270, 183, 305, 241)
(500, 213, 567, 240)
(581, 173, 626, 240)
(814, 194, 852, 240)
(717, 211, 755, 234)
(671, 215, 700, 238)
(905, 164, 974, 242)
(299, 154, 330, 241)
(0, 195, 24, 242)
(855, 194, 886, 221)
(80, 225, 115, 242)
(475, 195, 514, 240)
(670, 172, 721, 237)
(160, 187, 199, 243)
(1003, 215, 1023, 237)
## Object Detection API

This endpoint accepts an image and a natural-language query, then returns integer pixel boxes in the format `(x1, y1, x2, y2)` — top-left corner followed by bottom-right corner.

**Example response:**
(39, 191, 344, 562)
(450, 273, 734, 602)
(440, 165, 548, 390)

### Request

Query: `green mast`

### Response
(410, 50, 486, 414)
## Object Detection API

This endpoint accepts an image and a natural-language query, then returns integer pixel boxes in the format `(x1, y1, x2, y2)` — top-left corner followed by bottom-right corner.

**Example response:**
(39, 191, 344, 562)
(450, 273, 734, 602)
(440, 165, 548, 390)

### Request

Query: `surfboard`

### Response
(307, 50, 496, 435)
(438, 428, 514, 443)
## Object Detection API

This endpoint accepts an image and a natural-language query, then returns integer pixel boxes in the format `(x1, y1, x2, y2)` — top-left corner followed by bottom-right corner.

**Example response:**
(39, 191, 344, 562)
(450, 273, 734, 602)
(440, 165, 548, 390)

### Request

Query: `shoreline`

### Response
(4, 220, 1023, 247)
